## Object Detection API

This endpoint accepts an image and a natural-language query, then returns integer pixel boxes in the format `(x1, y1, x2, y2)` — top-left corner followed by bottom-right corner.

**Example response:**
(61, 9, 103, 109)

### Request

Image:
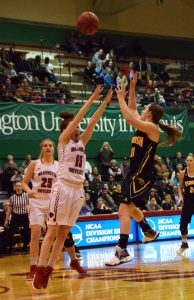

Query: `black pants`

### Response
(2, 214, 30, 249)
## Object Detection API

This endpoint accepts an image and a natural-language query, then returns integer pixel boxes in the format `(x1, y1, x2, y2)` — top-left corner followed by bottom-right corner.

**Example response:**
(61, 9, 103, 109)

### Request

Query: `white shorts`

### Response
(47, 181, 84, 226)
(29, 198, 50, 227)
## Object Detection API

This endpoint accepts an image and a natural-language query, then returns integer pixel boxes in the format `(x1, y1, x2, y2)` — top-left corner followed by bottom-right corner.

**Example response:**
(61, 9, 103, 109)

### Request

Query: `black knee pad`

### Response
(180, 224, 188, 235)
(64, 231, 74, 248)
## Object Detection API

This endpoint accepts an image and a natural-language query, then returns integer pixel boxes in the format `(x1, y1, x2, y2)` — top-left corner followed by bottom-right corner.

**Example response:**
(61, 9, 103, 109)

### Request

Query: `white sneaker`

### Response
(177, 242, 189, 255)
(105, 246, 132, 266)
(142, 229, 160, 243)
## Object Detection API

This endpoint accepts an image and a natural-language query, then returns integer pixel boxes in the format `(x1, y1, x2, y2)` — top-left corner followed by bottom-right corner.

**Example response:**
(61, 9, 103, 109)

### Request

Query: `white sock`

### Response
(30, 257, 38, 266)
(182, 238, 187, 243)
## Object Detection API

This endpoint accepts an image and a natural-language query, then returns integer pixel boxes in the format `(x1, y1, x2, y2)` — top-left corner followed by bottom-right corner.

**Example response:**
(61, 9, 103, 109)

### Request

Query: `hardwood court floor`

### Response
(1, 239, 194, 300)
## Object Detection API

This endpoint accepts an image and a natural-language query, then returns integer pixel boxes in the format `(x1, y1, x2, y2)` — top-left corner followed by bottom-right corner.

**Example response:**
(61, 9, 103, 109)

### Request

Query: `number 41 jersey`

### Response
(57, 139, 86, 184)
(31, 159, 59, 199)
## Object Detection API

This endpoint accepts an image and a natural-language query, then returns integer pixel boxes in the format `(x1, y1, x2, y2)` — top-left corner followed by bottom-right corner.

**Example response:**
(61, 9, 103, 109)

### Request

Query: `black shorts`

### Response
(121, 174, 154, 208)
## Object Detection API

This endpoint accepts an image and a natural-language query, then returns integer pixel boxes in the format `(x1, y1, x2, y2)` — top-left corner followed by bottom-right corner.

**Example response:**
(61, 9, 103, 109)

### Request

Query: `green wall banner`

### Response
(0, 103, 191, 160)
(0, 103, 189, 140)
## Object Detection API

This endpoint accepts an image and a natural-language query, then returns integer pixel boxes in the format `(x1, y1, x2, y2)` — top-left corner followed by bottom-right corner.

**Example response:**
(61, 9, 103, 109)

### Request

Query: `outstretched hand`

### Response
(90, 85, 104, 101)
(115, 86, 127, 102)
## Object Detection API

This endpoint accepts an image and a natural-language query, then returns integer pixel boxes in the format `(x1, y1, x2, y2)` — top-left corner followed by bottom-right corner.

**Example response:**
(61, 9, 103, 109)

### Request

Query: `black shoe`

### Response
(177, 242, 189, 255)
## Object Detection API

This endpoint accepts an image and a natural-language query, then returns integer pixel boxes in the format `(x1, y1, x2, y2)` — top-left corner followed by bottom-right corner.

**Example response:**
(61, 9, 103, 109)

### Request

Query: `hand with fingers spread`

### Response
(116, 86, 127, 102)
(90, 85, 104, 101)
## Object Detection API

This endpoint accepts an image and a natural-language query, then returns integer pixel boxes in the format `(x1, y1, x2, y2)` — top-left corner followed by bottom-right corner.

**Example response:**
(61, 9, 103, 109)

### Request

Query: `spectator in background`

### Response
(92, 199, 112, 215)
(88, 166, 101, 182)
(97, 141, 113, 181)
(173, 152, 185, 171)
(90, 173, 104, 206)
(163, 80, 177, 106)
(165, 157, 173, 176)
(2, 160, 17, 195)
(146, 197, 162, 211)
(116, 71, 128, 88)
(2, 155, 17, 170)
(42, 57, 60, 85)
(107, 174, 118, 195)
(120, 157, 130, 181)
(94, 61, 106, 85)
(148, 188, 162, 206)
(20, 154, 32, 174)
(108, 159, 122, 182)
(15, 53, 33, 82)
(1, 181, 30, 253)
(84, 61, 95, 84)
(112, 183, 123, 207)
(92, 48, 105, 67)
(17, 78, 32, 102)
(79, 194, 93, 216)
(141, 88, 155, 106)
(1, 77, 22, 102)
(105, 49, 116, 65)
(162, 194, 175, 210)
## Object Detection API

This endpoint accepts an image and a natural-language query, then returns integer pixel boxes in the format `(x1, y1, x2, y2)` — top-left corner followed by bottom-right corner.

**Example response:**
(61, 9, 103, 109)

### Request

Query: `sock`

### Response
(30, 257, 38, 266)
(38, 258, 47, 267)
(118, 234, 129, 249)
(138, 218, 151, 233)
(182, 238, 187, 243)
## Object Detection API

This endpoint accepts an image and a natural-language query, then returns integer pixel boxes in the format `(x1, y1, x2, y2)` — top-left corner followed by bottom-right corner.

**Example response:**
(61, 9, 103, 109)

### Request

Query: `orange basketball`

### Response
(77, 12, 99, 36)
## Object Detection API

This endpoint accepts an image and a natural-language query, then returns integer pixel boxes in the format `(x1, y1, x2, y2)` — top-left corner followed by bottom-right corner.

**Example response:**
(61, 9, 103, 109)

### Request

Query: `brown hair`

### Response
(149, 103, 183, 147)
(60, 111, 74, 132)
(39, 139, 55, 159)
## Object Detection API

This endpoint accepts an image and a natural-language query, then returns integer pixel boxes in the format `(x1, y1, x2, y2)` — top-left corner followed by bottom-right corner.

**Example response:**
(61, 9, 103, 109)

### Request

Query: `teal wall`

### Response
(1, 19, 194, 60)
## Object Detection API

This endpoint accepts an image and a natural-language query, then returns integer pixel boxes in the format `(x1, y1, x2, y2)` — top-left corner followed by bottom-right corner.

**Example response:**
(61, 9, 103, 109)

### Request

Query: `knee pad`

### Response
(180, 224, 188, 235)
(64, 231, 74, 248)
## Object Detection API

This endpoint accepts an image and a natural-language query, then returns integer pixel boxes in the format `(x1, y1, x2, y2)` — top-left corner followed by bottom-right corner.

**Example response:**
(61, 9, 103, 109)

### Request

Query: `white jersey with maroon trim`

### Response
(57, 139, 86, 184)
(31, 159, 58, 199)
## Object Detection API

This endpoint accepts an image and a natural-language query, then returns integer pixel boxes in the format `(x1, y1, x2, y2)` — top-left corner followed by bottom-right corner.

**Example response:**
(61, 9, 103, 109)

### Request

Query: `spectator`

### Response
(2, 160, 17, 195)
(20, 154, 32, 173)
(42, 57, 60, 84)
(163, 80, 178, 106)
(173, 152, 185, 171)
(97, 187, 117, 211)
(88, 166, 101, 182)
(1, 77, 22, 102)
(105, 49, 116, 65)
(84, 61, 95, 84)
(107, 174, 118, 195)
(116, 71, 128, 88)
(104, 68, 116, 89)
(97, 141, 113, 181)
(17, 78, 32, 101)
(162, 194, 176, 210)
(92, 49, 105, 67)
(92, 199, 112, 215)
(2, 154, 17, 170)
(120, 157, 130, 181)
(79, 194, 93, 216)
(1, 181, 30, 253)
(112, 183, 123, 207)
(165, 157, 173, 176)
(90, 173, 104, 206)
(108, 159, 122, 182)
(146, 197, 162, 211)
(148, 188, 162, 206)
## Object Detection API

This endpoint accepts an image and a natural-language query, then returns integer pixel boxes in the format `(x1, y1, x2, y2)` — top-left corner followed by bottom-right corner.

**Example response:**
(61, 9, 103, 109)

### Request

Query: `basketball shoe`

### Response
(105, 245, 133, 266)
(42, 266, 53, 289)
(142, 229, 160, 243)
(176, 242, 189, 255)
(32, 266, 45, 289)
(26, 265, 37, 280)
(70, 259, 87, 273)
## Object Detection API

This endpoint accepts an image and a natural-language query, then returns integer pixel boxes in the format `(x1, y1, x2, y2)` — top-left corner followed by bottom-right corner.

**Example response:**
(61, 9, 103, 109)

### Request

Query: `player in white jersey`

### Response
(22, 139, 58, 279)
(33, 86, 113, 289)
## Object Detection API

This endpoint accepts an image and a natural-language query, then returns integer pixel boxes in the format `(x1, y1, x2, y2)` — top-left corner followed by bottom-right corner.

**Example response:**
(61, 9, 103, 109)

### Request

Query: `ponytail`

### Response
(158, 121, 183, 147)
(149, 103, 183, 147)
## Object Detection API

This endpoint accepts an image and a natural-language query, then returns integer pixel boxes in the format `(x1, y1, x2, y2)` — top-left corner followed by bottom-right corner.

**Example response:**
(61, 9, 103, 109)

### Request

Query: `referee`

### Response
(3, 181, 30, 252)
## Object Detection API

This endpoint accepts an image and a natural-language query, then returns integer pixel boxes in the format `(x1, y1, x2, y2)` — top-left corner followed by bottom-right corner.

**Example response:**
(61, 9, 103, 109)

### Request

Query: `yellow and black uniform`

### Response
(122, 130, 158, 206)
(180, 168, 194, 234)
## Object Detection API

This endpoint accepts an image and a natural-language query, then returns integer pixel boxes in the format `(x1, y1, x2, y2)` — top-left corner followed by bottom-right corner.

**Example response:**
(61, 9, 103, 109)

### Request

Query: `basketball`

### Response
(77, 12, 99, 36)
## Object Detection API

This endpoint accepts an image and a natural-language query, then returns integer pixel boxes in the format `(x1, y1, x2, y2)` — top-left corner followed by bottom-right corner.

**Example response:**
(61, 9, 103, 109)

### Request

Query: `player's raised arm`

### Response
(128, 72, 140, 118)
(59, 85, 103, 145)
(81, 88, 113, 145)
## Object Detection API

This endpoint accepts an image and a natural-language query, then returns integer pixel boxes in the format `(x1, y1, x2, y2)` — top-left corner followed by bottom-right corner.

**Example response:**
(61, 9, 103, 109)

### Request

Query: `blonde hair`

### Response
(39, 139, 55, 159)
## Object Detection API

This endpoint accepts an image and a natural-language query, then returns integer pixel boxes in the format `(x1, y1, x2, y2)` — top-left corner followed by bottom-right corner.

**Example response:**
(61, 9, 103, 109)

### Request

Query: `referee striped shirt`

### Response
(9, 192, 29, 215)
